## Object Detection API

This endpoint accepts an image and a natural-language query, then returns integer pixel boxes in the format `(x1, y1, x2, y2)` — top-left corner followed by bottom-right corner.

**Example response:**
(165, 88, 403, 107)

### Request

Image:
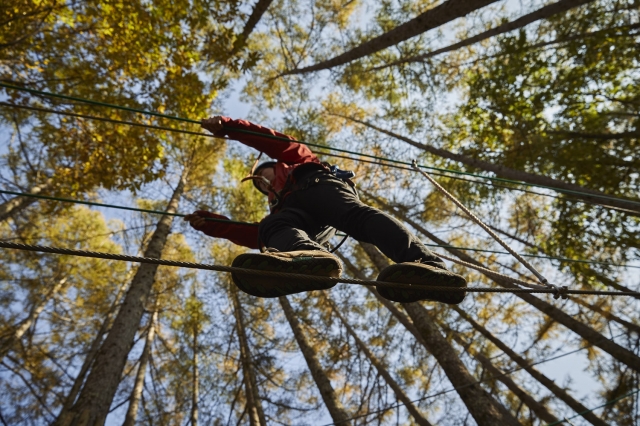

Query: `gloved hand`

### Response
(184, 210, 261, 249)
(201, 116, 224, 133)
(183, 210, 229, 231)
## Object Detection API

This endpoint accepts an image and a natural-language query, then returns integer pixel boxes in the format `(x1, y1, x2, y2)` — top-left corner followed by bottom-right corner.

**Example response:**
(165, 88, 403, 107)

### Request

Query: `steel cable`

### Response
(0, 241, 637, 297)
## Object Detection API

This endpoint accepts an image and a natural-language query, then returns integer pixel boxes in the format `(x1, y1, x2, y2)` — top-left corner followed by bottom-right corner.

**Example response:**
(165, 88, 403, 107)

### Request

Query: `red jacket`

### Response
(191, 117, 321, 249)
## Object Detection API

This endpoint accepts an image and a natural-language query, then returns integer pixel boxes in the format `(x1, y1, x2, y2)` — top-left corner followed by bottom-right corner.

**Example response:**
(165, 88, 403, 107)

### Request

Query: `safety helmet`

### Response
(247, 161, 276, 195)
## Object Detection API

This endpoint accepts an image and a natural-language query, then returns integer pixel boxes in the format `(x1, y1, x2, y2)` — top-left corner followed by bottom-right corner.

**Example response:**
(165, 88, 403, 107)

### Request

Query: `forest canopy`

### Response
(0, 0, 639, 424)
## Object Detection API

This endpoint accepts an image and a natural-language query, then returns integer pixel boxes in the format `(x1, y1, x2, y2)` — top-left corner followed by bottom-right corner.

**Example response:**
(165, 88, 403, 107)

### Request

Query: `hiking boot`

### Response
(231, 250, 343, 298)
(376, 262, 467, 304)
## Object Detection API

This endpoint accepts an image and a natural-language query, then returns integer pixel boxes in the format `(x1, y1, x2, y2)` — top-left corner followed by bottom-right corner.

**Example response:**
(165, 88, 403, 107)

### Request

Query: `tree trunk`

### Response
(281, 0, 498, 75)
(449, 333, 559, 423)
(279, 296, 352, 425)
(327, 296, 433, 426)
(370, 197, 640, 371)
(548, 130, 640, 140)
(404, 303, 522, 425)
(57, 274, 131, 417)
(230, 0, 274, 55)
(374, 0, 595, 70)
(123, 310, 158, 426)
(452, 307, 609, 426)
(571, 298, 640, 336)
(53, 169, 187, 426)
(231, 286, 267, 426)
(0, 276, 67, 360)
(191, 327, 199, 426)
(359, 242, 521, 426)
(495, 22, 640, 57)
(0, 179, 52, 222)
(346, 117, 640, 214)
(367, 281, 558, 424)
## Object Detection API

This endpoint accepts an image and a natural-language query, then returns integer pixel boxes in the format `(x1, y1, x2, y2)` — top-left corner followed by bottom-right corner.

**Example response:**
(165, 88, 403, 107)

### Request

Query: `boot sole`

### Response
(231, 253, 341, 298)
(376, 263, 467, 304)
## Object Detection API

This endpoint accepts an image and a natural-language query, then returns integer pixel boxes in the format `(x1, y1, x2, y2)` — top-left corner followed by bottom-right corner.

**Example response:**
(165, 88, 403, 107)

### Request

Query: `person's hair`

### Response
(252, 161, 276, 195)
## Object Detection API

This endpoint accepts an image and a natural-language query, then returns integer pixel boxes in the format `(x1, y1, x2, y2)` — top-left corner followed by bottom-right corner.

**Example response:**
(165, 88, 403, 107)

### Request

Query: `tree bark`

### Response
(370, 196, 640, 371)
(548, 130, 640, 140)
(231, 286, 267, 426)
(493, 22, 640, 57)
(449, 333, 559, 423)
(281, 0, 498, 75)
(123, 310, 158, 426)
(279, 296, 352, 425)
(191, 326, 199, 426)
(571, 298, 640, 336)
(53, 169, 187, 426)
(0, 276, 67, 360)
(230, 0, 274, 55)
(404, 303, 522, 425)
(327, 296, 433, 426)
(374, 0, 595, 70)
(452, 307, 609, 426)
(345, 116, 640, 214)
(366, 282, 559, 424)
(57, 275, 131, 417)
(359, 242, 521, 426)
(0, 179, 52, 222)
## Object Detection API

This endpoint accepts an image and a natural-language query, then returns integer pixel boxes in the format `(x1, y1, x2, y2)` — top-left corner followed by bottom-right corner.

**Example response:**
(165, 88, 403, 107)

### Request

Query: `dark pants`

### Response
(258, 172, 445, 269)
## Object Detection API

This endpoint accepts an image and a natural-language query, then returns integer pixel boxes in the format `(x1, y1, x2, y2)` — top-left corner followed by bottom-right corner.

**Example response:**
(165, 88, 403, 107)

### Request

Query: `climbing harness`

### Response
(411, 160, 568, 299)
(241, 156, 356, 250)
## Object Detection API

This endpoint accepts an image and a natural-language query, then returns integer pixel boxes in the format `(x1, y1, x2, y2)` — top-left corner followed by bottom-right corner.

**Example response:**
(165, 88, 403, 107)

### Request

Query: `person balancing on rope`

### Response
(184, 116, 467, 304)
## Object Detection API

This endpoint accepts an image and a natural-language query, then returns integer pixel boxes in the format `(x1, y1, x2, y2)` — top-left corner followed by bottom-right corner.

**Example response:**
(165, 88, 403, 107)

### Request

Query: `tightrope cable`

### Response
(0, 241, 638, 297)
(2, 83, 639, 210)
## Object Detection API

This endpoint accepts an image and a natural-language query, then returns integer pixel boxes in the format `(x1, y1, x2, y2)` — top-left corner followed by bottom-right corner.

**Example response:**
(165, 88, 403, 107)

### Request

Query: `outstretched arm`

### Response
(202, 116, 318, 165)
(184, 211, 260, 249)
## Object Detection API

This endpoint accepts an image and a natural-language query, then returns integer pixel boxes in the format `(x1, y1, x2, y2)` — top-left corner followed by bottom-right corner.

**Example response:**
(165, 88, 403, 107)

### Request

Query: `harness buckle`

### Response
(328, 165, 355, 180)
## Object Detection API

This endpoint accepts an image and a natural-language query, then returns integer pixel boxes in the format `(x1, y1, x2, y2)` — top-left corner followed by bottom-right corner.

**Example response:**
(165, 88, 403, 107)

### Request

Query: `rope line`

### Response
(0, 102, 572, 208)
(2, 101, 600, 206)
(412, 160, 552, 288)
(0, 96, 538, 188)
(324, 332, 629, 425)
(0, 101, 212, 137)
(0, 100, 512, 190)
(2, 83, 639, 209)
(320, 151, 571, 201)
(0, 82, 199, 124)
(435, 251, 549, 291)
(0, 241, 638, 297)
(0, 189, 258, 227)
(545, 388, 640, 426)
(2, 188, 637, 269)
